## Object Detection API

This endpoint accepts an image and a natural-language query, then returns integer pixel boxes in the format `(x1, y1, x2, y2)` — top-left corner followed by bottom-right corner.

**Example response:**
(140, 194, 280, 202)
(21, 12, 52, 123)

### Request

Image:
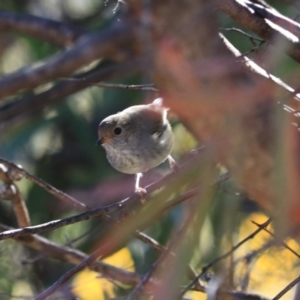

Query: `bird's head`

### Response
(96, 115, 128, 147)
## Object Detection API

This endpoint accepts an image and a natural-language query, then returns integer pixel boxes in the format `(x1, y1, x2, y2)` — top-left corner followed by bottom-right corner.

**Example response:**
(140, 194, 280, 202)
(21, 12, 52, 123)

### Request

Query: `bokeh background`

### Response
(0, 1, 300, 299)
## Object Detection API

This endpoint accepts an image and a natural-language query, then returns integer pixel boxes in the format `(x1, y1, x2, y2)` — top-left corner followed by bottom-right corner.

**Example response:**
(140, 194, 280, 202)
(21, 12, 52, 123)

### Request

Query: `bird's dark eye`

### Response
(114, 127, 122, 135)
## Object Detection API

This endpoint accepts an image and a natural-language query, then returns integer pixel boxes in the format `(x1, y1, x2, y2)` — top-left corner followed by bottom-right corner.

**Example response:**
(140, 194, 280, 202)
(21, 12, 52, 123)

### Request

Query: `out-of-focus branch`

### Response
(0, 21, 134, 100)
(36, 184, 207, 300)
(220, 33, 300, 113)
(245, 1, 300, 38)
(0, 157, 180, 257)
(0, 186, 203, 240)
(0, 158, 89, 211)
(0, 59, 145, 130)
(0, 166, 228, 241)
(0, 9, 85, 47)
(0, 148, 203, 214)
(35, 230, 142, 300)
(0, 223, 141, 287)
(215, 0, 300, 63)
(219, 34, 300, 96)
(0, 164, 30, 228)
(146, 0, 300, 224)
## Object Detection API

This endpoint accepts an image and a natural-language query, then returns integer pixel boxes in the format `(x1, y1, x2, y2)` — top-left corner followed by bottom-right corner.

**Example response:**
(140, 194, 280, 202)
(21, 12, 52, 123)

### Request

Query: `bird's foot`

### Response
(168, 155, 179, 172)
(135, 187, 147, 204)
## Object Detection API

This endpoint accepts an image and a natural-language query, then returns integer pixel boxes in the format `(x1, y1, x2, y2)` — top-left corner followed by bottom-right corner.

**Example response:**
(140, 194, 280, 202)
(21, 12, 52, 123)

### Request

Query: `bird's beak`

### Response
(96, 137, 103, 146)
(96, 136, 112, 146)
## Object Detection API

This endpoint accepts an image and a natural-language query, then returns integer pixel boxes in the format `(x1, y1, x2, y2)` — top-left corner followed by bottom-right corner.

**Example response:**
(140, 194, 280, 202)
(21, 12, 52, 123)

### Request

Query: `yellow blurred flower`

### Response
(72, 247, 134, 300)
(232, 213, 300, 299)
(187, 290, 207, 300)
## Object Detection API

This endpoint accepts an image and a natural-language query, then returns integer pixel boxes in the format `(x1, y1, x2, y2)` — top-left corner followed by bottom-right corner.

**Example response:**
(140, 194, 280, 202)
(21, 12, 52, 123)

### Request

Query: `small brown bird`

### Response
(96, 98, 176, 196)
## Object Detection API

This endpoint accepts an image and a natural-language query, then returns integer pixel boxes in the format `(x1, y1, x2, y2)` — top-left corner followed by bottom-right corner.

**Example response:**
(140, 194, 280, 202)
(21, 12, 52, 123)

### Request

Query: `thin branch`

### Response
(0, 9, 85, 47)
(0, 151, 186, 238)
(35, 235, 136, 300)
(0, 185, 203, 240)
(0, 151, 206, 247)
(272, 274, 300, 300)
(37, 184, 204, 300)
(61, 79, 159, 92)
(219, 33, 300, 102)
(0, 151, 223, 297)
(0, 156, 227, 299)
(86, 82, 158, 92)
(126, 259, 160, 300)
(0, 149, 206, 235)
(0, 158, 89, 211)
(0, 168, 229, 241)
(0, 162, 30, 227)
(180, 218, 272, 297)
(11, 192, 31, 228)
(252, 220, 300, 259)
(245, 1, 300, 38)
(133, 231, 166, 252)
(219, 27, 265, 44)
(0, 203, 124, 240)
(216, 0, 300, 63)
(104, 210, 205, 291)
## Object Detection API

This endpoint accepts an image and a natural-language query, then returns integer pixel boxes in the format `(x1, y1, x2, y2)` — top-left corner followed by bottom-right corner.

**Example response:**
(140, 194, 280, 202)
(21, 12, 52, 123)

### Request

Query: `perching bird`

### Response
(96, 98, 176, 196)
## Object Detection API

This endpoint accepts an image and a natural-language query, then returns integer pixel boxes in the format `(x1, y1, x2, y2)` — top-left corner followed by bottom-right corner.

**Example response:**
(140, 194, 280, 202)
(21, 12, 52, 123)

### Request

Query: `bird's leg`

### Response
(135, 172, 147, 203)
(168, 155, 179, 172)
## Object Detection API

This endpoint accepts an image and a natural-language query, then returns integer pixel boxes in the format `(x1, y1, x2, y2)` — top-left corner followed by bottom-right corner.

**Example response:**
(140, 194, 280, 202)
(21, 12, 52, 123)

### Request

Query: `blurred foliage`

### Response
(0, 240, 40, 298)
(0, 0, 299, 299)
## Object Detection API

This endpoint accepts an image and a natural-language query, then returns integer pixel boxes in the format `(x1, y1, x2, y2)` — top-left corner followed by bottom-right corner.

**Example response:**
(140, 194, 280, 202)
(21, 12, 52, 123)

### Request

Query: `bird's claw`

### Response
(135, 187, 147, 204)
(168, 155, 179, 172)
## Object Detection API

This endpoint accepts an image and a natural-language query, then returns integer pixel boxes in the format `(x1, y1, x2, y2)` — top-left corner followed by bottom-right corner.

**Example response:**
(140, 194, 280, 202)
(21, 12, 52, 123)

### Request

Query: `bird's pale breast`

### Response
(103, 125, 173, 174)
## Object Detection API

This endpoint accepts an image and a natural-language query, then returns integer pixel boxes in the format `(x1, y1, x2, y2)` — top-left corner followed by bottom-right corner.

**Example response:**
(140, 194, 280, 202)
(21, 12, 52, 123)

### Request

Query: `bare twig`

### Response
(92, 83, 158, 92)
(245, 2, 300, 38)
(61, 79, 159, 92)
(0, 186, 202, 240)
(35, 236, 135, 300)
(252, 220, 300, 259)
(0, 158, 89, 211)
(180, 218, 272, 297)
(219, 27, 265, 44)
(0, 168, 229, 241)
(127, 212, 203, 299)
(0, 163, 30, 227)
(11, 192, 31, 228)
(126, 259, 160, 300)
(133, 231, 166, 252)
(272, 274, 300, 300)
(216, 0, 300, 63)
(220, 33, 300, 96)
(0, 203, 124, 240)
